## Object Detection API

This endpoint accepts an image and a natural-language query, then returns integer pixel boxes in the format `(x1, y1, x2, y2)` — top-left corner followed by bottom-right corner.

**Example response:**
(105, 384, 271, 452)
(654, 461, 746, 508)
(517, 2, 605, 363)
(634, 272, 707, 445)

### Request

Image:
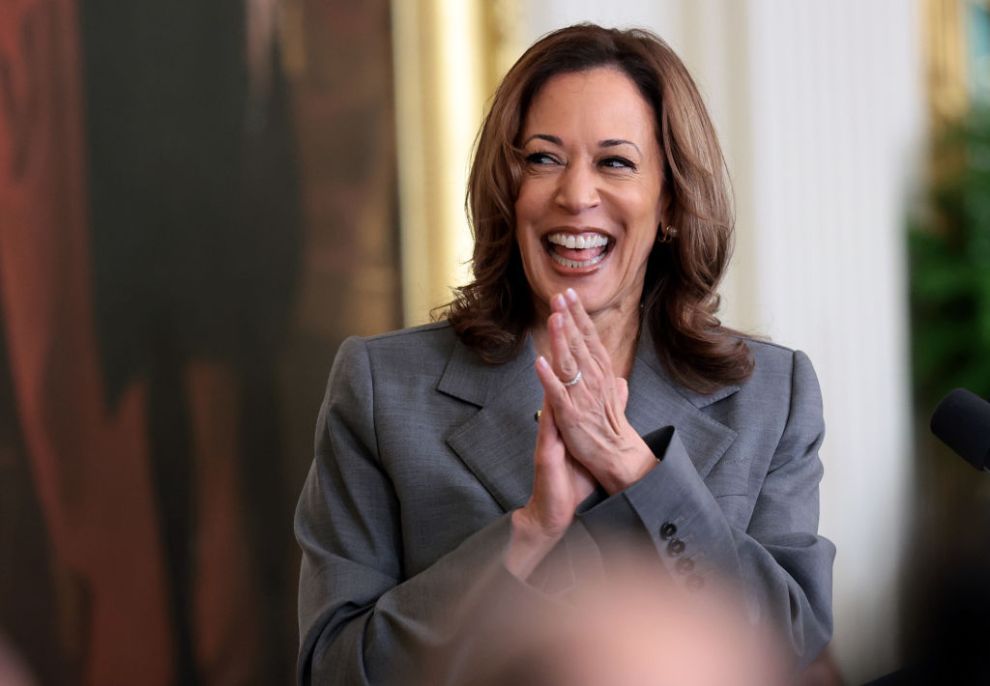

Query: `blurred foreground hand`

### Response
(424, 547, 788, 686)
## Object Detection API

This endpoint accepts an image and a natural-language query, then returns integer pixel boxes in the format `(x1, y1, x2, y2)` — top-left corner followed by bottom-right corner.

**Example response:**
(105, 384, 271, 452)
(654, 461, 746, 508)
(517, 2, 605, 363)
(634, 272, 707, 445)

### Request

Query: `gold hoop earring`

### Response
(658, 225, 677, 244)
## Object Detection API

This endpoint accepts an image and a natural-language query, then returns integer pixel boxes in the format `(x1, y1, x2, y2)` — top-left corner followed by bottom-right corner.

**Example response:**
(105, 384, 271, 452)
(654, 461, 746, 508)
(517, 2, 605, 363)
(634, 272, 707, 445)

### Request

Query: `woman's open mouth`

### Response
(543, 231, 613, 270)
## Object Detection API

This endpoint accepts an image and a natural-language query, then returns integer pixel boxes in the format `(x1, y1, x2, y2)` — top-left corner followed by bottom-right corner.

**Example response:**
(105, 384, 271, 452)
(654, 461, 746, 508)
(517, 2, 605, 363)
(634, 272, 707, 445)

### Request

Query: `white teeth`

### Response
(546, 232, 609, 249)
(550, 251, 607, 269)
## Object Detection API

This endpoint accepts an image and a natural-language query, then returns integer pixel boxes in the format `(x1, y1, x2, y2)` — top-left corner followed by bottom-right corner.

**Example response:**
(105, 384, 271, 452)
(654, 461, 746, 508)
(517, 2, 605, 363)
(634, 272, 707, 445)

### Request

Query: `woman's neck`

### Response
(530, 303, 641, 379)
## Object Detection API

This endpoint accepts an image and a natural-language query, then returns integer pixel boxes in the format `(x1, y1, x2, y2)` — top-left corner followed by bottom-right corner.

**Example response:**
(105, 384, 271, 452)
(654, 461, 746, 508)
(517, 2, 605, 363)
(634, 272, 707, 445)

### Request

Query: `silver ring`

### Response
(562, 369, 583, 387)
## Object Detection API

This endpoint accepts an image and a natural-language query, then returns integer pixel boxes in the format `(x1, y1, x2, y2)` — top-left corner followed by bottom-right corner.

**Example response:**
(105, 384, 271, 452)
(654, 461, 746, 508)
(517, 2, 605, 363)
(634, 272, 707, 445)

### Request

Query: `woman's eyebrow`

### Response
(521, 134, 641, 155)
(523, 133, 563, 146)
(600, 138, 641, 154)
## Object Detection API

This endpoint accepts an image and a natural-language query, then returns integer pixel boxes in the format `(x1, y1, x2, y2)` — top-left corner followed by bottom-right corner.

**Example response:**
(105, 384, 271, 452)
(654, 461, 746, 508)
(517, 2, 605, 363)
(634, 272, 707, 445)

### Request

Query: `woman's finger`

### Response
(563, 288, 612, 366)
(548, 312, 581, 384)
(530, 398, 579, 536)
(536, 401, 597, 502)
(551, 293, 594, 370)
(535, 396, 561, 451)
(615, 376, 629, 412)
(536, 354, 571, 410)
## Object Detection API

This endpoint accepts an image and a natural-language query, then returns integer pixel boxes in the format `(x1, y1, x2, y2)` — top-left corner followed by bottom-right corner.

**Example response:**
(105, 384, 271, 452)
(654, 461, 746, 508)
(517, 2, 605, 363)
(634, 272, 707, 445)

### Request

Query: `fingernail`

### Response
(537, 355, 550, 370)
(553, 293, 566, 309)
(565, 288, 578, 303)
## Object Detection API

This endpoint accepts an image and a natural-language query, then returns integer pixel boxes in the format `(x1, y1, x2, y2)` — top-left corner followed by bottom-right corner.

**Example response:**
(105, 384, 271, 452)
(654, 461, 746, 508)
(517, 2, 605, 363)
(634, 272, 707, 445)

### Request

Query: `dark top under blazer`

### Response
(295, 321, 835, 684)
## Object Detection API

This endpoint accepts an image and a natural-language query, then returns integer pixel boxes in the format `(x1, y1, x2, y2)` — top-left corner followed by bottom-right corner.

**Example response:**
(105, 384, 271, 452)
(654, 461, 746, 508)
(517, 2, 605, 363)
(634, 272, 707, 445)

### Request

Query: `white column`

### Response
(392, 0, 489, 324)
(516, 2, 924, 681)
(741, 3, 922, 680)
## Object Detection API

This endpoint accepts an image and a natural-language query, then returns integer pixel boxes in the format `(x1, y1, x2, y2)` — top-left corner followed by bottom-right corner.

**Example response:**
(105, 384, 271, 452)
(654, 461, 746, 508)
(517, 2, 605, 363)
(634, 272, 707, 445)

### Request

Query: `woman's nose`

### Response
(554, 163, 600, 212)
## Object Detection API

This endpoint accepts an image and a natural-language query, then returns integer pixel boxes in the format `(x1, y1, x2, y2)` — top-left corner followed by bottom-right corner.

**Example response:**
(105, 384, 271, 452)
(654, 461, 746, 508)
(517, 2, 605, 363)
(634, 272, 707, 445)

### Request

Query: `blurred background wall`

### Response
(1, 1, 988, 684)
(0, 1, 399, 684)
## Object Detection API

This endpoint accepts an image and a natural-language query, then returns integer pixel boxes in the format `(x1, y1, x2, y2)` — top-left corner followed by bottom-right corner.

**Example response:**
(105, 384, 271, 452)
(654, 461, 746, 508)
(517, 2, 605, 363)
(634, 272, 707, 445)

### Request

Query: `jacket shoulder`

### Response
(741, 336, 800, 377)
(733, 336, 821, 408)
(361, 320, 452, 343)
(339, 320, 457, 378)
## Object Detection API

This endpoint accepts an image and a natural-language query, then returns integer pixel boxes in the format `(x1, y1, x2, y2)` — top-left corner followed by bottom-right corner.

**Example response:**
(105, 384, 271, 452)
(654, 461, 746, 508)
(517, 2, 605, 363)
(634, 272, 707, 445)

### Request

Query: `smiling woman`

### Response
(514, 67, 664, 378)
(447, 26, 750, 394)
(295, 24, 835, 686)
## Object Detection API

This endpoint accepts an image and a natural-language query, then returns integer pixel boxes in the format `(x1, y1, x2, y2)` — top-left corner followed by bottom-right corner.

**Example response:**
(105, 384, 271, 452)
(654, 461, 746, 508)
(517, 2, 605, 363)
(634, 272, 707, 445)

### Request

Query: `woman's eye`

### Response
(601, 156, 636, 170)
(525, 152, 559, 166)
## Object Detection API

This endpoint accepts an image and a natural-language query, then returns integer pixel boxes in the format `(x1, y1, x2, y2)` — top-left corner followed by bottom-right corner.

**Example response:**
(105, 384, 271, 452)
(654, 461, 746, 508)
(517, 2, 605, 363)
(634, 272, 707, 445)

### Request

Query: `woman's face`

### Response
(515, 66, 664, 322)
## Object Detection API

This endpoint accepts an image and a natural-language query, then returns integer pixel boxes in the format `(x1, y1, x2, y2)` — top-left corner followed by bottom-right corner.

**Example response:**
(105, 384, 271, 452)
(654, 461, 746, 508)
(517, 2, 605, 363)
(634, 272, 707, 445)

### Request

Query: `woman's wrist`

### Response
(505, 507, 565, 579)
(601, 434, 658, 495)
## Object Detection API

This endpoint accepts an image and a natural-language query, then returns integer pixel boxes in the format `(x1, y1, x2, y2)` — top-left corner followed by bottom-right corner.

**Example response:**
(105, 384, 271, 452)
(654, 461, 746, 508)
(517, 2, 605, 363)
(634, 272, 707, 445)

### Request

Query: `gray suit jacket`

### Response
(295, 322, 835, 684)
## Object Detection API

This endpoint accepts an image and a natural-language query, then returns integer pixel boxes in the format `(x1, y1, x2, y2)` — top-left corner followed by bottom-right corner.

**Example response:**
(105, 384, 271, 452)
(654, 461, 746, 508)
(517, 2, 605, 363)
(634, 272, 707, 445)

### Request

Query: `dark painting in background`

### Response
(0, 0, 400, 683)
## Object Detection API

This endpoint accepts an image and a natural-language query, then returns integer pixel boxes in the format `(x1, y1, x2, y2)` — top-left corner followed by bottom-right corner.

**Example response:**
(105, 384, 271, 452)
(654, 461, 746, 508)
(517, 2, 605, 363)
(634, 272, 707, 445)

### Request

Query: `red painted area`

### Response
(0, 2, 173, 683)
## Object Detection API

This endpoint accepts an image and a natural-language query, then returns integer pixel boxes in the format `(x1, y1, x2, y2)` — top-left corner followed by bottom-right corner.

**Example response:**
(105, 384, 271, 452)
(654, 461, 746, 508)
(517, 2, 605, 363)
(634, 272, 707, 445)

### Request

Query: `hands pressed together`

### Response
(508, 289, 658, 577)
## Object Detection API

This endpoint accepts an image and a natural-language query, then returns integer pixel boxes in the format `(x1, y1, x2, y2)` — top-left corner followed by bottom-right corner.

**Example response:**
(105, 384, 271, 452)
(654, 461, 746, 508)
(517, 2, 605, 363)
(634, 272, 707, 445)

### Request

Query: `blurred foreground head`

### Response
(427, 550, 787, 686)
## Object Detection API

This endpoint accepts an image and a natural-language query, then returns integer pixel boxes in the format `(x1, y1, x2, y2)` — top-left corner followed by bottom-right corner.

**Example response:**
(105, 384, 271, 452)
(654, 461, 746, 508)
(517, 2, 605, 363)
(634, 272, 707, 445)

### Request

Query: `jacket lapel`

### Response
(441, 336, 542, 512)
(439, 327, 742, 512)
(627, 330, 739, 480)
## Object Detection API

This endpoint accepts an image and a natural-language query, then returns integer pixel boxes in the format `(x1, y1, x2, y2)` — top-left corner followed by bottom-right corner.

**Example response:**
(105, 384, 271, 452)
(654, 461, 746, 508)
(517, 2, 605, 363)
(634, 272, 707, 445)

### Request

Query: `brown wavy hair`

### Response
(442, 24, 753, 393)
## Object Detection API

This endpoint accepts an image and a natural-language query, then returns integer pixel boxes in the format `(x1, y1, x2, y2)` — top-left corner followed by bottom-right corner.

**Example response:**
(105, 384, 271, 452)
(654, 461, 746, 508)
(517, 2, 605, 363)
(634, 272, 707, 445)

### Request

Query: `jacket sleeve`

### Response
(295, 337, 545, 685)
(578, 349, 835, 667)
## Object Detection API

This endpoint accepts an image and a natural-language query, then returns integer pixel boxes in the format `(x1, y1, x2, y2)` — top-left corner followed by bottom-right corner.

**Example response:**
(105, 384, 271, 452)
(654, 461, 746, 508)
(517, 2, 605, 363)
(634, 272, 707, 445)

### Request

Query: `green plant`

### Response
(910, 108, 990, 406)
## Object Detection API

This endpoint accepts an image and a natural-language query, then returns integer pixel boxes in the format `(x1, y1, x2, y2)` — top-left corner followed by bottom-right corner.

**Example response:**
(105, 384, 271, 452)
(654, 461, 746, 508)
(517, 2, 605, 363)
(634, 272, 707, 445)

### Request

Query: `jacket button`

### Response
(660, 522, 677, 540)
(686, 574, 705, 591)
(675, 557, 695, 574)
(667, 538, 685, 556)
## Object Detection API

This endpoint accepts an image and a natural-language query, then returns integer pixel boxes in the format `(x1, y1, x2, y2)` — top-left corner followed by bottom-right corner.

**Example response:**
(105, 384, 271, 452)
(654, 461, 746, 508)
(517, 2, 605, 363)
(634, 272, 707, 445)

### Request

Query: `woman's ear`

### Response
(659, 182, 674, 227)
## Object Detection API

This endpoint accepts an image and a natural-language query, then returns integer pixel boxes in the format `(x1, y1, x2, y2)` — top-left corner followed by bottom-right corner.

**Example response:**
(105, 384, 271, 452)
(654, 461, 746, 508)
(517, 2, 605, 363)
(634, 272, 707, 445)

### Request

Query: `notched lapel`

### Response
(628, 334, 739, 481)
(438, 329, 742, 509)
(441, 337, 541, 512)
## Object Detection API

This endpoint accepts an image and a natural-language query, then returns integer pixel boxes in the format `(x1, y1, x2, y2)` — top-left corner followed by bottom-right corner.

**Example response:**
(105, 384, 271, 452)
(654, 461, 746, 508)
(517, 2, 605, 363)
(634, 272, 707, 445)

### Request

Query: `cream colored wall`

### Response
(391, 0, 491, 324)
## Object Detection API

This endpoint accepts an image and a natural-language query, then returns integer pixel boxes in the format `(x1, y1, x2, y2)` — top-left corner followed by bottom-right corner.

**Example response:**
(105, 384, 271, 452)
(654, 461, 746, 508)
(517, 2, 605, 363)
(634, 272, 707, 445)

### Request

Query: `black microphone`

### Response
(930, 388, 990, 471)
